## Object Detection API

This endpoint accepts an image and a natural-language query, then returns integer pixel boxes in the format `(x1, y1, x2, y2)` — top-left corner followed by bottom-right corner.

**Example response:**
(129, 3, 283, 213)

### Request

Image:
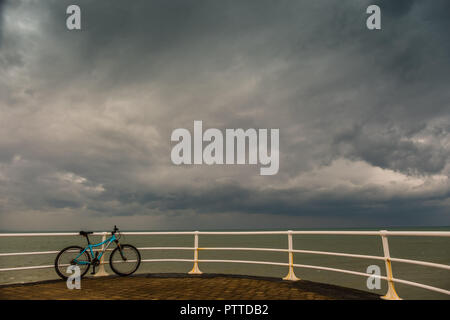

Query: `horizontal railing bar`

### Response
(1, 230, 449, 297)
(2, 252, 447, 271)
(122, 232, 197, 235)
(0, 233, 105, 237)
(0, 265, 54, 272)
(291, 249, 450, 271)
(390, 277, 450, 295)
(190, 231, 289, 235)
(293, 263, 386, 279)
(2, 260, 449, 295)
(0, 248, 114, 257)
(1, 258, 193, 272)
(292, 263, 450, 296)
(292, 231, 381, 236)
(199, 247, 289, 253)
(1, 260, 120, 272)
(198, 259, 289, 267)
(1, 230, 449, 237)
(0, 250, 59, 257)
(138, 247, 194, 251)
(141, 259, 194, 263)
(128, 230, 450, 236)
(389, 257, 450, 271)
(292, 249, 385, 261)
(0, 260, 114, 272)
(290, 231, 450, 237)
(2, 248, 449, 271)
(378, 231, 450, 237)
(0, 247, 196, 257)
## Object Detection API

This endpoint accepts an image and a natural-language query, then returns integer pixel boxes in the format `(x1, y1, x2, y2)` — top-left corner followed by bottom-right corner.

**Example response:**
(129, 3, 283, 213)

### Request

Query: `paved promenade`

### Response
(0, 273, 380, 300)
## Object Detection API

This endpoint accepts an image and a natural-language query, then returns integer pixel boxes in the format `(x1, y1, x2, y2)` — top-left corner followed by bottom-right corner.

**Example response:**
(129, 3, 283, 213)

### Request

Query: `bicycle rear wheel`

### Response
(109, 244, 141, 276)
(55, 246, 91, 280)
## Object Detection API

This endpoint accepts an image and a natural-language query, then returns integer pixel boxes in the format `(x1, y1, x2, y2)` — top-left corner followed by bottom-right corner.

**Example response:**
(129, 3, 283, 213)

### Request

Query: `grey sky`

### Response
(0, 0, 449, 231)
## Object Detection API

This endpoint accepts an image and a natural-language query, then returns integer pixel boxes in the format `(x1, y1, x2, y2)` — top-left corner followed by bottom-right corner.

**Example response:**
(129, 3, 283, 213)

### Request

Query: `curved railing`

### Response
(0, 230, 449, 299)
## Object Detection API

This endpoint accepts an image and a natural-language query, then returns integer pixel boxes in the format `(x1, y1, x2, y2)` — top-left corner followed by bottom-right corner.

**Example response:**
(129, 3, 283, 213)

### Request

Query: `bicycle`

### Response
(54, 225, 141, 280)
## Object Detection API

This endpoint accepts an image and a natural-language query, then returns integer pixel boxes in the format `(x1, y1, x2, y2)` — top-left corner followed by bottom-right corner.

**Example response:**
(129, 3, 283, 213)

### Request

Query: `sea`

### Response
(1, 227, 449, 300)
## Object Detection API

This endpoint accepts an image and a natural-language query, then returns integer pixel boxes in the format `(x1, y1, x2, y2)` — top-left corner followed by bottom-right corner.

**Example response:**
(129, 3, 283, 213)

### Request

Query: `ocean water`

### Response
(0, 227, 449, 300)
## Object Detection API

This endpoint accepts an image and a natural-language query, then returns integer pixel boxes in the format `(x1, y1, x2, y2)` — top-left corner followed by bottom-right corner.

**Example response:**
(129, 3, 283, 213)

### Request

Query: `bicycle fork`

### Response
(116, 242, 128, 261)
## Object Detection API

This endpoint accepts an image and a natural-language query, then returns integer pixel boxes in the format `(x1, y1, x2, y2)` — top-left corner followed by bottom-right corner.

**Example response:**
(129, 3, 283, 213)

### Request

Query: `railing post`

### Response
(188, 231, 202, 274)
(94, 232, 109, 277)
(283, 230, 299, 281)
(380, 230, 401, 300)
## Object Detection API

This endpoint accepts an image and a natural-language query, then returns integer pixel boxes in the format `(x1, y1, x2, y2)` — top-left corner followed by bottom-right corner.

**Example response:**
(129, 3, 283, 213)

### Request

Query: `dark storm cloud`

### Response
(333, 124, 449, 174)
(0, 0, 449, 230)
(0, 0, 5, 45)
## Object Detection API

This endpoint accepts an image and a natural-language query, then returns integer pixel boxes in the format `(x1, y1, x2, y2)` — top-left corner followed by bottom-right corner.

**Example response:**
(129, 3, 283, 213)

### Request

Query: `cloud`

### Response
(0, 0, 449, 230)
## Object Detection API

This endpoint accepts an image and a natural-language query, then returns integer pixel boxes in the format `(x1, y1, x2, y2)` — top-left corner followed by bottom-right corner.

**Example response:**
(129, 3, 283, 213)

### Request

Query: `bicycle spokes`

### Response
(55, 246, 90, 280)
(109, 244, 141, 276)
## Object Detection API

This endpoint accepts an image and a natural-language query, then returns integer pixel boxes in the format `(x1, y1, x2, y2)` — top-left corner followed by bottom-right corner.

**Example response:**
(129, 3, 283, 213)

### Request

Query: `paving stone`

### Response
(0, 273, 380, 300)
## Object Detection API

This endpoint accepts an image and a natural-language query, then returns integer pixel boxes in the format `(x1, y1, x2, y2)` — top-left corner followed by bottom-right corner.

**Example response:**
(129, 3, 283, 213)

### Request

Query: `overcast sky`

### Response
(0, 0, 449, 231)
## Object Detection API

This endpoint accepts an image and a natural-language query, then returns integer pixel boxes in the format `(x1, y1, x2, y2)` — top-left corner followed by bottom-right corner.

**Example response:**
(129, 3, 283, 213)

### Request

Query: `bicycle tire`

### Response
(109, 244, 141, 276)
(55, 245, 91, 280)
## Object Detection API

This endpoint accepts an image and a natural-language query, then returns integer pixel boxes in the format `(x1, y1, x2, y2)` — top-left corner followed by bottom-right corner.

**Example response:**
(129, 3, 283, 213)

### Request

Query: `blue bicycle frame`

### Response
(74, 234, 117, 265)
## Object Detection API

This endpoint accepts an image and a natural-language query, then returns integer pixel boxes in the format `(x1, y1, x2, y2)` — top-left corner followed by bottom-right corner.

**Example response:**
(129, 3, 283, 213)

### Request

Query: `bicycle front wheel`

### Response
(109, 244, 141, 276)
(55, 246, 91, 280)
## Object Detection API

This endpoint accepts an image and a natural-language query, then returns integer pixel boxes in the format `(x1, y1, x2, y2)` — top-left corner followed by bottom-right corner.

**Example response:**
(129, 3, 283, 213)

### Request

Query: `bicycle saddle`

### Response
(79, 231, 93, 236)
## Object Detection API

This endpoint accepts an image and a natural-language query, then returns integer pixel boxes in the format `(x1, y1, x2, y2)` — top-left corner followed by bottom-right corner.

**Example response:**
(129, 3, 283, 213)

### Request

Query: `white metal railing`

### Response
(0, 230, 449, 299)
